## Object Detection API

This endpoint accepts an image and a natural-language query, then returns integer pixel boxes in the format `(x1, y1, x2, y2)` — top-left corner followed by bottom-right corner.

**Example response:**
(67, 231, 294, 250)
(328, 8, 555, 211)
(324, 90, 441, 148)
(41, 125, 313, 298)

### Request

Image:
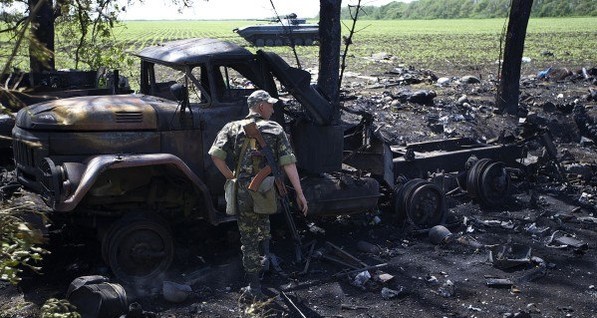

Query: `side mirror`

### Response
(170, 83, 188, 102)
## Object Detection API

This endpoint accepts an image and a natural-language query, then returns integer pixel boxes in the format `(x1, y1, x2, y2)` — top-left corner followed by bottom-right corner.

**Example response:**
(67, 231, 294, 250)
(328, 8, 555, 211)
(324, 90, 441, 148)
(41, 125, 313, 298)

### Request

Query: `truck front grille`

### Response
(13, 139, 35, 167)
(115, 111, 143, 123)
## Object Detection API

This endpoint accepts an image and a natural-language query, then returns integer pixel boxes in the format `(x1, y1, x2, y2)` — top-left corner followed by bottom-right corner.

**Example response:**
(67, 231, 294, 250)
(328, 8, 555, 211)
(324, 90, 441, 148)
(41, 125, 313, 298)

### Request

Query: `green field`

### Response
(3, 17, 596, 77)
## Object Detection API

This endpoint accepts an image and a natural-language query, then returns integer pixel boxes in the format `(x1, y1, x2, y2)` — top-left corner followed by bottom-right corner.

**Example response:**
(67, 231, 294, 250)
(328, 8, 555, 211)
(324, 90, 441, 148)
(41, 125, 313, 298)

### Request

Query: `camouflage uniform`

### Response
(208, 113, 296, 274)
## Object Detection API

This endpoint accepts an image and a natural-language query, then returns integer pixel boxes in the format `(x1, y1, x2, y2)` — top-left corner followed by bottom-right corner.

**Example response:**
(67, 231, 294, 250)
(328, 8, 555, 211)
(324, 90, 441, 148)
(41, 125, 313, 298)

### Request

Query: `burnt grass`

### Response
(1, 61, 596, 318)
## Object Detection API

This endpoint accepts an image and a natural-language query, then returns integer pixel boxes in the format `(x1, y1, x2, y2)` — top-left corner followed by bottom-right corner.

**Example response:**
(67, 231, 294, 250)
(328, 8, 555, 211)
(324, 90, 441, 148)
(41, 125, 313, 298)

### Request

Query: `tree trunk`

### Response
(496, 0, 533, 114)
(28, 0, 55, 72)
(318, 0, 341, 121)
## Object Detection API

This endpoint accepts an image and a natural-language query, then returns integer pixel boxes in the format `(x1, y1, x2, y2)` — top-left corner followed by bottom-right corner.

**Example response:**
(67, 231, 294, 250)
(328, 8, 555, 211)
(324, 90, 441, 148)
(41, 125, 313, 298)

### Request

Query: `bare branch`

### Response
(339, 0, 364, 89)
(268, 0, 301, 69)
(0, 16, 28, 34)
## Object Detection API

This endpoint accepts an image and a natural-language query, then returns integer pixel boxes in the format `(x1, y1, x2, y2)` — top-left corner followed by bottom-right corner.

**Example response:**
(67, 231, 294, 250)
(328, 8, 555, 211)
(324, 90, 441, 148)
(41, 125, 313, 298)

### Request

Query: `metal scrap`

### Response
(546, 231, 589, 253)
(280, 291, 307, 318)
(315, 241, 368, 270)
(489, 244, 532, 269)
(485, 277, 514, 288)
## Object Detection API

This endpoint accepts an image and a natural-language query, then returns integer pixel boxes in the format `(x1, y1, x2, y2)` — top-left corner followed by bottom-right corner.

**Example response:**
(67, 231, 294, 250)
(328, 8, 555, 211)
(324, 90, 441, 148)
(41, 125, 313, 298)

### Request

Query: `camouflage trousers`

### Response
(237, 182, 271, 274)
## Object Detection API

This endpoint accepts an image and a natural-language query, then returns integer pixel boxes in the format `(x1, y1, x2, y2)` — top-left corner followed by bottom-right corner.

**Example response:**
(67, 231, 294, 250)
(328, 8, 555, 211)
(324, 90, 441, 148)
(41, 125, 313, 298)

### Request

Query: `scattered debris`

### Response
(66, 276, 128, 318)
(437, 280, 455, 297)
(375, 273, 394, 283)
(546, 231, 589, 253)
(351, 270, 372, 289)
(489, 244, 532, 269)
(485, 277, 514, 288)
(356, 240, 382, 253)
(381, 286, 405, 299)
(162, 281, 193, 303)
(428, 225, 453, 245)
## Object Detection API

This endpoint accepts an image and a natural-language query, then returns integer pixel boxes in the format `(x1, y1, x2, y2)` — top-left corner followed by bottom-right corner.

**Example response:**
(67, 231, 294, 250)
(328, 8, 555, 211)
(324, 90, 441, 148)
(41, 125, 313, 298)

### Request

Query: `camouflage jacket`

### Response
(208, 113, 296, 183)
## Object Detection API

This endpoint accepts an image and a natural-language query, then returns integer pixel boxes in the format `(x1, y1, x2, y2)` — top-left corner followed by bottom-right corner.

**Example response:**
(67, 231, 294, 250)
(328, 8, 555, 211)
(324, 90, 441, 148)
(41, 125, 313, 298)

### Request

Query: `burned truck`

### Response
(12, 38, 523, 284)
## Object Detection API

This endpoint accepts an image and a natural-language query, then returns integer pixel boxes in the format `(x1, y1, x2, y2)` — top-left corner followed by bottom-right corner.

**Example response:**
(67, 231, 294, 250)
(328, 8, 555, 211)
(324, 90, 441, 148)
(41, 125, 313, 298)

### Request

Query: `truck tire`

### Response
(265, 39, 274, 46)
(103, 214, 174, 284)
(255, 38, 265, 47)
(303, 38, 314, 46)
(393, 178, 446, 229)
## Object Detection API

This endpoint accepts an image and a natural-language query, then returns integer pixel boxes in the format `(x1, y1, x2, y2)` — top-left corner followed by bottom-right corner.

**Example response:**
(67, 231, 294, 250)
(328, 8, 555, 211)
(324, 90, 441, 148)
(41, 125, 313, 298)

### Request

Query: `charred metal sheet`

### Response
(291, 119, 343, 174)
(134, 38, 253, 66)
(343, 127, 395, 187)
(489, 243, 532, 269)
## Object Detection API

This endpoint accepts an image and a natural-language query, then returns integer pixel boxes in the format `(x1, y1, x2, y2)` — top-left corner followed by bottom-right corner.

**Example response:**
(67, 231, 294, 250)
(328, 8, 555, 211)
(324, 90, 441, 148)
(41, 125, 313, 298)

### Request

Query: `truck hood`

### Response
(15, 94, 163, 131)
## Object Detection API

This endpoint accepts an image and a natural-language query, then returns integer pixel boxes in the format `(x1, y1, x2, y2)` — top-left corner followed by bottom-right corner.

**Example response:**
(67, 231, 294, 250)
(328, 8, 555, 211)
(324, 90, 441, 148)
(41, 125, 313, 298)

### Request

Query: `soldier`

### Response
(209, 90, 308, 299)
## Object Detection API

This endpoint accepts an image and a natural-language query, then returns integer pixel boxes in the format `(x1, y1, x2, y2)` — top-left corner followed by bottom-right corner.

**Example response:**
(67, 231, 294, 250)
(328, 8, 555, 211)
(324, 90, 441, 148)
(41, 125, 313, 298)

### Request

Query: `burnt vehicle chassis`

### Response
(12, 38, 526, 284)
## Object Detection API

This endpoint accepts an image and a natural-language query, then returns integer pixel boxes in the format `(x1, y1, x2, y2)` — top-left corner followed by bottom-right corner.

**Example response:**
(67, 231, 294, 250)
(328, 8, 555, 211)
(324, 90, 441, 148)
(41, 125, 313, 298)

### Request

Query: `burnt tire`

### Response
(104, 215, 174, 284)
(394, 178, 446, 229)
(466, 159, 510, 206)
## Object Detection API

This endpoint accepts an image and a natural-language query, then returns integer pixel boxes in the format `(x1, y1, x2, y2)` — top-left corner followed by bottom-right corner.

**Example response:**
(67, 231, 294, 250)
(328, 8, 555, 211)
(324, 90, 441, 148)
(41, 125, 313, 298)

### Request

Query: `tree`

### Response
(27, 0, 55, 71)
(317, 0, 341, 120)
(1, 0, 195, 72)
(496, 0, 533, 114)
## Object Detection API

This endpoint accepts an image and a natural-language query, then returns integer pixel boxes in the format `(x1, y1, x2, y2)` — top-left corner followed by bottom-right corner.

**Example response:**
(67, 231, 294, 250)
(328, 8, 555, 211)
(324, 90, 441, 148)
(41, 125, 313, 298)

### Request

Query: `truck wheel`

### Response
(467, 159, 510, 206)
(274, 39, 283, 46)
(394, 178, 446, 229)
(265, 39, 274, 46)
(303, 38, 314, 46)
(255, 39, 265, 47)
(104, 215, 174, 284)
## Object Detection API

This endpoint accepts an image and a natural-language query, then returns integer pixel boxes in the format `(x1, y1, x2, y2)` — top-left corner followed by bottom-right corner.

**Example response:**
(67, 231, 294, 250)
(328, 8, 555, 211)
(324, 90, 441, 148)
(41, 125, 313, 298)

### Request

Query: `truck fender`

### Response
(53, 154, 216, 217)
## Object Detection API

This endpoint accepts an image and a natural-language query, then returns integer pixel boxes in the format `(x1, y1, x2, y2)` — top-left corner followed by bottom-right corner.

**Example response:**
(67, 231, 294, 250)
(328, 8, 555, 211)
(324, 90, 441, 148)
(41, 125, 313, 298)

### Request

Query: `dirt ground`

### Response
(1, 57, 596, 318)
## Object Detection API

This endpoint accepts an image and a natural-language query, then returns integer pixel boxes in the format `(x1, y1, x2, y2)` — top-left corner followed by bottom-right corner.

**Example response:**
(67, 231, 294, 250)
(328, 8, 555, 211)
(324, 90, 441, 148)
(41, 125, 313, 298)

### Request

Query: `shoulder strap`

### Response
(233, 137, 250, 178)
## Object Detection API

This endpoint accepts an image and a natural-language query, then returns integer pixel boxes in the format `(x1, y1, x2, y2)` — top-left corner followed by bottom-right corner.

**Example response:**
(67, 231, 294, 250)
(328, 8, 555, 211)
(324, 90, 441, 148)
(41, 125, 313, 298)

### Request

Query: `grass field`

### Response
(2, 17, 596, 77)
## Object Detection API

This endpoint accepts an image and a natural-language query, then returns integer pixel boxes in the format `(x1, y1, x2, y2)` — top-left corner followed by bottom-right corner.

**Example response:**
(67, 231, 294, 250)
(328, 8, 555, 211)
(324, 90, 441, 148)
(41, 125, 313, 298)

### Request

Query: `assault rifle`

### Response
(243, 122, 303, 263)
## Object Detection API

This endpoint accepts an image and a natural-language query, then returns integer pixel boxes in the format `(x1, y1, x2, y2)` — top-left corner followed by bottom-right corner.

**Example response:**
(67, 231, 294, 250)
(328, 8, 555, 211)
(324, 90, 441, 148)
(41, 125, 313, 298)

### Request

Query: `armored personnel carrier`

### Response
(234, 13, 319, 46)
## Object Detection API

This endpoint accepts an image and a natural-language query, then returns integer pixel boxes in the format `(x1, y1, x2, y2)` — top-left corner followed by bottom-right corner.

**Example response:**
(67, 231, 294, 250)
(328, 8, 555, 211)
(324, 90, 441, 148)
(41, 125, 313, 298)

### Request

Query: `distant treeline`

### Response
(340, 0, 597, 19)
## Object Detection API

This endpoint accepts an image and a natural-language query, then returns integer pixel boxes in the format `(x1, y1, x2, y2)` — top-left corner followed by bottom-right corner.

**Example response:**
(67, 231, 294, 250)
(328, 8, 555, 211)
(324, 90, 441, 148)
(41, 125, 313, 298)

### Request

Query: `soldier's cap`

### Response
(247, 90, 278, 108)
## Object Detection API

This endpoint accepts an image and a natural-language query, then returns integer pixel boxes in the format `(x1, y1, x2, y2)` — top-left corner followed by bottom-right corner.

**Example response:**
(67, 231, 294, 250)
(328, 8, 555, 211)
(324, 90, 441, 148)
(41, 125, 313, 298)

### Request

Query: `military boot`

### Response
(241, 272, 265, 302)
(260, 239, 271, 272)
(260, 239, 285, 275)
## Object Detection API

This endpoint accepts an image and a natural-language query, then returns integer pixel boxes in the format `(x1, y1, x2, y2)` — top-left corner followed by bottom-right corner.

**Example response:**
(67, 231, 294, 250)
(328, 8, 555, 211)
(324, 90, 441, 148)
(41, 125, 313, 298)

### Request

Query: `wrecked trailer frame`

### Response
(12, 38, 527, 284)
